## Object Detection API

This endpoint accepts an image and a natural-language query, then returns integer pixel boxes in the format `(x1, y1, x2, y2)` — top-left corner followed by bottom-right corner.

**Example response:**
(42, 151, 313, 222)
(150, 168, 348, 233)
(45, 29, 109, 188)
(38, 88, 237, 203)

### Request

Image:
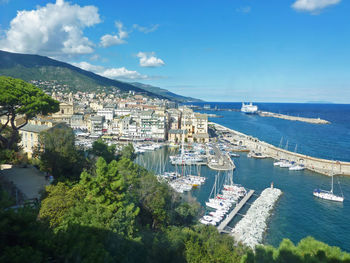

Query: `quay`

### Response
(208, 144, 236, 171)
(212, 122, 350, 176)
(258, 111, 330, 124)
(217, 189, 254, 233)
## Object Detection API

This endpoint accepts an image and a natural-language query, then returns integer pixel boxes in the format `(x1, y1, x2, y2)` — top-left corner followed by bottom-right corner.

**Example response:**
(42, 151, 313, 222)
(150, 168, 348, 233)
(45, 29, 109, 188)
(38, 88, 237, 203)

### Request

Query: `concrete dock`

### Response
(207, 145, 235, 171)
(217, 189, 254, 233)
(258, 111, 330, 124)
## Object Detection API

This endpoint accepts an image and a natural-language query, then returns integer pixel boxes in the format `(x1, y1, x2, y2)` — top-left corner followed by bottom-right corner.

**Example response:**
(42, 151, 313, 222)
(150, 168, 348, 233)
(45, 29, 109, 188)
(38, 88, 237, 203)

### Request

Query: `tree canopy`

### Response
(35, 123, 86, 180)
(90, 138, 116, 163)
(0, 76, 59, 149)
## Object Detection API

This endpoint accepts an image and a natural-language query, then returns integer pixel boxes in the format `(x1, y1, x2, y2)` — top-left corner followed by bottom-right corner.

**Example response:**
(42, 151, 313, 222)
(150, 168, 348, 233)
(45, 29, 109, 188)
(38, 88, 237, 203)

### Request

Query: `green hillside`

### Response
(131, 82, 202, 102)
(0, 50, 198, 102)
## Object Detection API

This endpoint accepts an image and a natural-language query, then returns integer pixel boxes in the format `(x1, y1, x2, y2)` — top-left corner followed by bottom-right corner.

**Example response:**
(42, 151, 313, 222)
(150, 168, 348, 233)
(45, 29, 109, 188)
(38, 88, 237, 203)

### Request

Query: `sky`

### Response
(0, 0, 349, 103)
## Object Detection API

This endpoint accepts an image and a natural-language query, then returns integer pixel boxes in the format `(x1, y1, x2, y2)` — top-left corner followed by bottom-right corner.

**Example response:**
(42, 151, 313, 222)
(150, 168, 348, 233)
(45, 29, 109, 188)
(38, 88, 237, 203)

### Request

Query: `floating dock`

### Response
(217, 189, 254, 233)
(258, 111, 330, 124)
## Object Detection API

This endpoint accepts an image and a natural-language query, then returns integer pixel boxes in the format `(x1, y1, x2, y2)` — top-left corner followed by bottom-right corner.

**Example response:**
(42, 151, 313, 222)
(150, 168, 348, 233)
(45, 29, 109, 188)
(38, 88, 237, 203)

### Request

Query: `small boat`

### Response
(279, 160, 293, 168)
(289, 164, 305, 171)
(313, 174, 344, 202)
(273, 159, 284, 166)
(248, 151, 267, 159)
(229, 152, 240, 157)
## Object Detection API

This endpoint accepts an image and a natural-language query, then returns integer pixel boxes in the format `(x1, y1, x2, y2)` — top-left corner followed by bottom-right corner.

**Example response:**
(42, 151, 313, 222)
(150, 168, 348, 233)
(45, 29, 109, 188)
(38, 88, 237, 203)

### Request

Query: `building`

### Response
(97, 108, 114, 121)
(19, 119, 56, 158)
(168, 129, 188, 143)
(89, 115, 104, 135)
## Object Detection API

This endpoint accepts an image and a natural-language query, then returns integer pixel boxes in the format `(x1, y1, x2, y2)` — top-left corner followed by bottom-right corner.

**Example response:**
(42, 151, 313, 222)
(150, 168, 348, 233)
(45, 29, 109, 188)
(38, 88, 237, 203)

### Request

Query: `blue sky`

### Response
(0, 0, 349, 103)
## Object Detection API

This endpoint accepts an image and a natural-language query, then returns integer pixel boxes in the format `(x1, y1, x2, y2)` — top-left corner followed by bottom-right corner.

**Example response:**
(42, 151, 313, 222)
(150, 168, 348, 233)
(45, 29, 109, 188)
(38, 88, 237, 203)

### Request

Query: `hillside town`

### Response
(0, 89, 209, 158)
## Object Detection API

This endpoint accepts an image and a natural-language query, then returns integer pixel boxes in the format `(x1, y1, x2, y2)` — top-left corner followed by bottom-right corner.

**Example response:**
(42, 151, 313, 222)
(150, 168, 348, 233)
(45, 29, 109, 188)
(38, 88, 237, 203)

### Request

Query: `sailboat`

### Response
(313, 174, 344, 202)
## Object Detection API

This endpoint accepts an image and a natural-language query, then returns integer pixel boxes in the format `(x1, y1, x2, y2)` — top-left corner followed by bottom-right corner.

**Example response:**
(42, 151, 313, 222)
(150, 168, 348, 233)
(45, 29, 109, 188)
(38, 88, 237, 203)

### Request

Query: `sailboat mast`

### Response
(331, 174, 334, 194)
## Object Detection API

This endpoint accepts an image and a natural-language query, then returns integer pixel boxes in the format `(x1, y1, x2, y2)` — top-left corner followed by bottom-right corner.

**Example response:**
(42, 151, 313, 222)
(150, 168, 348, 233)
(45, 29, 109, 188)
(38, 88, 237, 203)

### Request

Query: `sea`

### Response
(135, 102, 350, 251)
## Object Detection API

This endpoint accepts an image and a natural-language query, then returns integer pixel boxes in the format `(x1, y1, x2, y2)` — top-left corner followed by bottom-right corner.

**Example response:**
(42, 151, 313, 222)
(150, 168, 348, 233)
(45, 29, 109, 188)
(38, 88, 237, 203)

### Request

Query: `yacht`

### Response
(289, 164, 305, 171)
(313, 174, 344, 202)
(241, 102, 258, 114)
(279, 160, 293, 168)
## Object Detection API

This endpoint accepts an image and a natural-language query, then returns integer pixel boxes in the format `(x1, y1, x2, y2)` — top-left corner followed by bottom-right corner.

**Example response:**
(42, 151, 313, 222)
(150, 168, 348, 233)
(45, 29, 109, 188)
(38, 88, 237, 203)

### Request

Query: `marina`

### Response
(135, 144, 350, 252)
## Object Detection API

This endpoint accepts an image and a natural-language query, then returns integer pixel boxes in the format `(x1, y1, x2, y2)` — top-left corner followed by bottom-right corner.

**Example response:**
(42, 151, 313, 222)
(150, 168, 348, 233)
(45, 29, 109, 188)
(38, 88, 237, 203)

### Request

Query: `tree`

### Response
(90, 138, 116, 163)
(36, 123, 85, 180)
(119, 143, 135, 160)
(39, 182, 85, 228)
(0, 76, 59, 150)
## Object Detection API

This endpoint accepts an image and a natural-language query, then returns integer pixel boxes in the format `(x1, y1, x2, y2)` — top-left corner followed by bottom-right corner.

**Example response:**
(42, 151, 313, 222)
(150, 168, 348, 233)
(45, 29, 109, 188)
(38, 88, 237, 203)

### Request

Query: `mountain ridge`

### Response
(0, 50, 200, 102)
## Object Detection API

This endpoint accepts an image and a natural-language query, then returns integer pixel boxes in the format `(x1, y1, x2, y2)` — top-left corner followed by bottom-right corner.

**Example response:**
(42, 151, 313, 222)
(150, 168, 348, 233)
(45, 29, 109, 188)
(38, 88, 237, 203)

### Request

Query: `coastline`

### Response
(210, 122, 350, 176)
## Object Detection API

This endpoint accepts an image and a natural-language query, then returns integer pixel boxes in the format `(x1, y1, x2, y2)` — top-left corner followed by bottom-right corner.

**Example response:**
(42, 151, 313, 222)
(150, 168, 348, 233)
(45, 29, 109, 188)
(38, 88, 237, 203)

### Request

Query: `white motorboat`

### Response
(289, 164, 305, 171)
(279, 160, 293, 168)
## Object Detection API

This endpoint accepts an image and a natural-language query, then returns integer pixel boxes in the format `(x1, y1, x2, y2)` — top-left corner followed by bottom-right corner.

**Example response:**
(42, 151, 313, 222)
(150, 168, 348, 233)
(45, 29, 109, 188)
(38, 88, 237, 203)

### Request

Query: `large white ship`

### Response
(241, 102, 258, 114)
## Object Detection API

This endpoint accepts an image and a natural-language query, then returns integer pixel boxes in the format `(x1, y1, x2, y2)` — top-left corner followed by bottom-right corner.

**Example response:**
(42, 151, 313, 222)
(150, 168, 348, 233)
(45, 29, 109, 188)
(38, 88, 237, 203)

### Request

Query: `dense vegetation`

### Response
(2, 137, 350, 262)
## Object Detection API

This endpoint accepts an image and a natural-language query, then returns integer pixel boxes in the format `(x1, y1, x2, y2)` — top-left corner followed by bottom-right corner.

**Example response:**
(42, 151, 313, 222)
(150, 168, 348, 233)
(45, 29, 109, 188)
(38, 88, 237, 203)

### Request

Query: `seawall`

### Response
(211, 122, 350, 176)
(258, 111, 330, 124)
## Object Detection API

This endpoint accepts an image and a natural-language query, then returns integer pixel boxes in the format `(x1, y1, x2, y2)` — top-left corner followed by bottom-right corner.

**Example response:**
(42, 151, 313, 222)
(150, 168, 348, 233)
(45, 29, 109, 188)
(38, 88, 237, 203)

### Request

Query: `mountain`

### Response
(0, 50, 198, 102)
(130, 82, 202, 102)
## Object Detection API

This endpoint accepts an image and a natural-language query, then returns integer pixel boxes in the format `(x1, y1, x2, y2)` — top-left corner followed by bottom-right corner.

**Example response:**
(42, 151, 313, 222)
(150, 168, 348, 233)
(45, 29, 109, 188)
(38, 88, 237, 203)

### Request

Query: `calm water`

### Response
(136, 103, 350, 251)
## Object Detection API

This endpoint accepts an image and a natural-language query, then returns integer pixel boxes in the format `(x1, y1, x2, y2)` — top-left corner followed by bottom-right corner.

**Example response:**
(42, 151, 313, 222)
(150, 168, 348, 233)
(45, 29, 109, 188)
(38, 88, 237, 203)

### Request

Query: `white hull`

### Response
(241, 102, 258, 114)
(313, 191, 344, 202)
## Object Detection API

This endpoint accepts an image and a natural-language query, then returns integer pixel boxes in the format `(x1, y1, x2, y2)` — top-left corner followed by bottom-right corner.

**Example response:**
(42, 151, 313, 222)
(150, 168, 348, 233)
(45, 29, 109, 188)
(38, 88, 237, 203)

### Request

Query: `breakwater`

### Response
(231, 187, 282, 248)
(212, 122, 350, 176)
(258, 111, 330, 124)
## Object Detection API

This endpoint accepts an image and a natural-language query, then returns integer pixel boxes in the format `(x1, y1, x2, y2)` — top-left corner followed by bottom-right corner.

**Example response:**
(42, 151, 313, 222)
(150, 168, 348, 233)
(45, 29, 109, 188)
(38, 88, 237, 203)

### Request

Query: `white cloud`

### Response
(72, 61, 148, 80)
(133, 24, 159, 34)
(89, 54, 100, 61)
(100, 21, 128, 47)
(137, 52, 165, 67)
(0, 0, 101, 56)
(292, 0, 341, 12)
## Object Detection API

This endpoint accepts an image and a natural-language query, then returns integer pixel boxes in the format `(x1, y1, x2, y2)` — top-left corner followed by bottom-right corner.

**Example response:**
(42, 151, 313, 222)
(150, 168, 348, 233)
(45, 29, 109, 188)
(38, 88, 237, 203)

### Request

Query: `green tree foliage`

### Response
(39, 182, 85, 228)
(36, 123, 85, 180)
(90, 138, 116, 163)
(119, 143, 135, 160)
(3, 151, 350, 262)
(0, 76, 59, 150)
(242, 237, 350, 263)
(184, 225, 245, 263)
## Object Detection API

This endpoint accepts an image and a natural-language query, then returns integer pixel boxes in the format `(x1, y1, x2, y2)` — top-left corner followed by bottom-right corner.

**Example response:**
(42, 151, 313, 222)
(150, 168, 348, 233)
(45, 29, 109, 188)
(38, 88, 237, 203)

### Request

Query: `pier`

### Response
(258, 111, 330, 124)
(207, 145, 236, 171)
(217, 189, 254, 233)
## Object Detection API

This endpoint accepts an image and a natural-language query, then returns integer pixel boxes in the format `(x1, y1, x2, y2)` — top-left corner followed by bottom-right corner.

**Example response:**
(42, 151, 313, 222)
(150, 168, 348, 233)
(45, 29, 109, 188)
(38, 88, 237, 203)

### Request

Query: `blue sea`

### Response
(136, 103, 350, 251)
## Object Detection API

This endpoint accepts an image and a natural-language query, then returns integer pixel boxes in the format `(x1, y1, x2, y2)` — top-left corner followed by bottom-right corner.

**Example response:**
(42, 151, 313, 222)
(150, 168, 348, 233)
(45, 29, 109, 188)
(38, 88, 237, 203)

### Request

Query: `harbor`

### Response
(135, 143, 350, 251)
